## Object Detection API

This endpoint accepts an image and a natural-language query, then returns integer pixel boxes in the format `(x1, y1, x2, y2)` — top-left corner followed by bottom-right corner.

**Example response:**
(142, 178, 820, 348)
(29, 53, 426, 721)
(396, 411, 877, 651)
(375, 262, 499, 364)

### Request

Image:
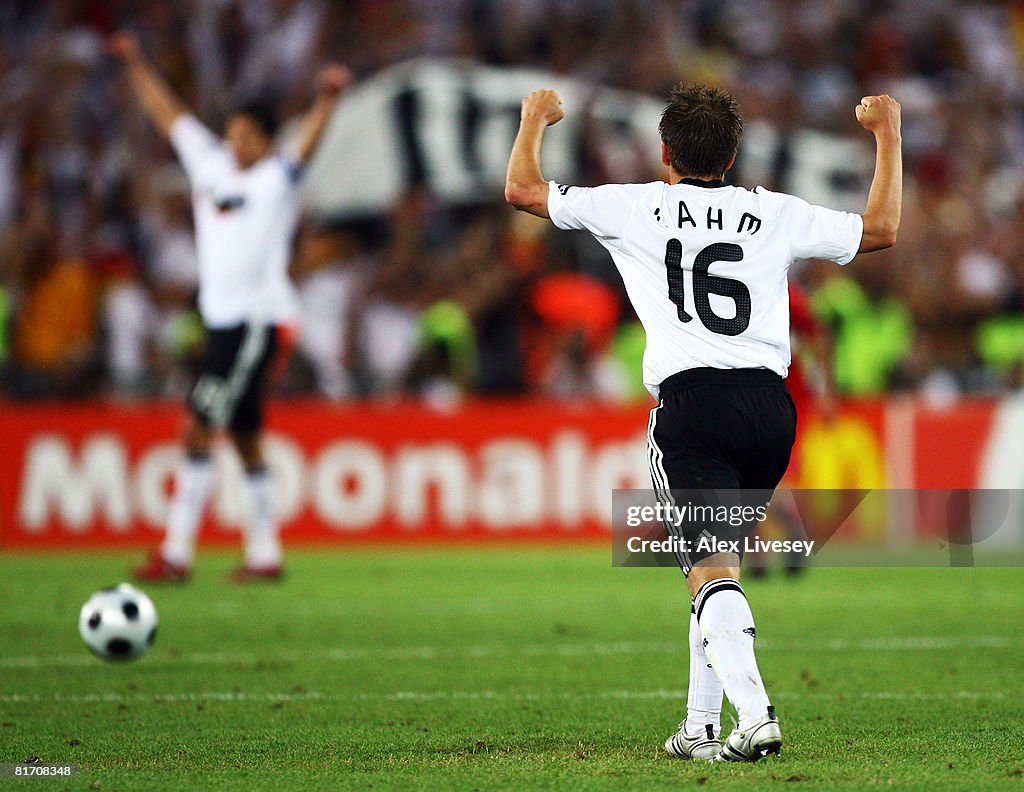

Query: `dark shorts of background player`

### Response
(187, 323, 279, 433)
(648, 367, 797, 575)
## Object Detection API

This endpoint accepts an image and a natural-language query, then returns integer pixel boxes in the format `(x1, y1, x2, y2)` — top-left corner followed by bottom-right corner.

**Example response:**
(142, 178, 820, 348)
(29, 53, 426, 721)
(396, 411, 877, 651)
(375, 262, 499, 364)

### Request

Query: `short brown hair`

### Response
(659, 84, 743, 179)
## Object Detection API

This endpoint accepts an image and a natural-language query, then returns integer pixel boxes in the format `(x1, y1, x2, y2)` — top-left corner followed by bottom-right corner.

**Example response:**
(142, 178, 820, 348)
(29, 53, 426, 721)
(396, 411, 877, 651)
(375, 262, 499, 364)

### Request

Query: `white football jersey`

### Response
(547, 179, 863, 399)
(170, 115, 301, 329)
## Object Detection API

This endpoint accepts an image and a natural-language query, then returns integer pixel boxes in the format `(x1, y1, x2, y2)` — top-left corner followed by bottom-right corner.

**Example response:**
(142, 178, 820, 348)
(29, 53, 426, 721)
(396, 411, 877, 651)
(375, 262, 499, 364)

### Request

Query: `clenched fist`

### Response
(318, 63, 353, 97)
(521, 89, 565, 127)
(856, 94, 901, 136)
(108, 31, 140, 62)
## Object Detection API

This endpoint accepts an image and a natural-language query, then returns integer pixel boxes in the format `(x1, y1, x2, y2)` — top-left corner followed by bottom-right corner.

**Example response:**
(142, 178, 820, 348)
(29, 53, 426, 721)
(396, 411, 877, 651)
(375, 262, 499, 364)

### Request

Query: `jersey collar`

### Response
(676, 177, 726, 188)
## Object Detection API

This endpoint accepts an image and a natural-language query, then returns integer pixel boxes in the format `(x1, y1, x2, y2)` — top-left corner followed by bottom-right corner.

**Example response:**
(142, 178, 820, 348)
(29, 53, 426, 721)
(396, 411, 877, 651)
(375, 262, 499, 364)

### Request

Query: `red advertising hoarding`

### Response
(0, 398, 1007, 548)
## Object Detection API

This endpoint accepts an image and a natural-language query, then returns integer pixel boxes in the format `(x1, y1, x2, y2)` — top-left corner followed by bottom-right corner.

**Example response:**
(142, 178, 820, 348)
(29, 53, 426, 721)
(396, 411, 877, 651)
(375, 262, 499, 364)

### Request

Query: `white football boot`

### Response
(664, 722, 721, 760)
(715, 706, 782, 762)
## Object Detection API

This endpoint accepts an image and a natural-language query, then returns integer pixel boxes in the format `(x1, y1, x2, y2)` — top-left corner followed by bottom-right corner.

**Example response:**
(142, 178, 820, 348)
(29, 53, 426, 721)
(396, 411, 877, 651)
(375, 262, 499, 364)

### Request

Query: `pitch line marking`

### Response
(0, 689, 1007, 705)
(0, 634, 1017, 670)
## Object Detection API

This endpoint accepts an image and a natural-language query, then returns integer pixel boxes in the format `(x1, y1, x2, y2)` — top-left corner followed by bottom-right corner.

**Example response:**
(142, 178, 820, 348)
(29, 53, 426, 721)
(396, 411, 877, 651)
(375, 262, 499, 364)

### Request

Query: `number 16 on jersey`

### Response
(665, 240, 751, 337)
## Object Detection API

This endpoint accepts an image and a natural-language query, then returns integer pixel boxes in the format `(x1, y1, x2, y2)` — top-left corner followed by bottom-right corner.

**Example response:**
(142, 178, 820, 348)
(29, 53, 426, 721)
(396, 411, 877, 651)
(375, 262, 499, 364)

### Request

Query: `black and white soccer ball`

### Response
(78, 584, 158, 662)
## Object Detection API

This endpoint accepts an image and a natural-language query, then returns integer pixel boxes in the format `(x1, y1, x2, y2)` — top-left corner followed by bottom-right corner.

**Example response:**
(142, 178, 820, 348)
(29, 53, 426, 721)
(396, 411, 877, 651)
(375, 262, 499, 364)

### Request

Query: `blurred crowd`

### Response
(4, 0, 1024, 405)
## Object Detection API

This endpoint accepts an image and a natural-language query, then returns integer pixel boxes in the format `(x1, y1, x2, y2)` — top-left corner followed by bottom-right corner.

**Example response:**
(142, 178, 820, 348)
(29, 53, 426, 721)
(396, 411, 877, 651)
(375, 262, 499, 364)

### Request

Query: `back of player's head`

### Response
(659, 84, 743, 179)
(231, 97, 279, 140)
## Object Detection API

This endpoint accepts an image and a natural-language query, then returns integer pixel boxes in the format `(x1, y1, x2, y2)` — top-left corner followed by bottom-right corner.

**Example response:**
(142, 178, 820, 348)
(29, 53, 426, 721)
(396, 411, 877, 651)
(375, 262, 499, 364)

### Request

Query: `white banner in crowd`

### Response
(302, 58, 872, 219)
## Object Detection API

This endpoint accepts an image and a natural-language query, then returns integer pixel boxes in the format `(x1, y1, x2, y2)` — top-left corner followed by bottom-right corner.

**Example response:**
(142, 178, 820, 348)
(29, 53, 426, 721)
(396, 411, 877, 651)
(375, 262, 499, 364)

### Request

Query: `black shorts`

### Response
(648, 368, 797, 573)
(188, 323, 279, 433)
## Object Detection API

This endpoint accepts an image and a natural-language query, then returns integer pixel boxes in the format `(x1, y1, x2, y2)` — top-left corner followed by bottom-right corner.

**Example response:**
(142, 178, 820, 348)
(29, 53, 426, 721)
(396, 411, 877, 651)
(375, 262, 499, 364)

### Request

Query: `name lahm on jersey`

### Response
(674, 200, 761, 235)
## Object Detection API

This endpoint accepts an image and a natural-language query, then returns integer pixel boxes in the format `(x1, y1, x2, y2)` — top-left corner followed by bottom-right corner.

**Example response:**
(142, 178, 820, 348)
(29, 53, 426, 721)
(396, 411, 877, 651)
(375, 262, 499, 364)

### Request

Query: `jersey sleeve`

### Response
(278, 154, 304, 186)
(169, 114, 222, 184)
(777, 193, 864, 265)
(547, 182, 636, 250)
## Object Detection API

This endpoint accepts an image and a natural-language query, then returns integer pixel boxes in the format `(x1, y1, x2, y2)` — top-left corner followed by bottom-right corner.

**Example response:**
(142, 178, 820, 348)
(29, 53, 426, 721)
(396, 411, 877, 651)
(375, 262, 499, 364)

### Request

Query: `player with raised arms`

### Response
(505, 85, 901, 761)
(109, 32, 352, 582)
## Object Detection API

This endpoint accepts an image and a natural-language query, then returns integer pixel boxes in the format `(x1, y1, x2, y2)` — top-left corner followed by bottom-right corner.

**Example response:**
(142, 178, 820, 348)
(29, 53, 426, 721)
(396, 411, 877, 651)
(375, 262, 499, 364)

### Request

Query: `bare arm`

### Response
(856, 95, 902, 253)
(505, 89, 565, 218)
(109, 33, 188, 139)
(293, 64, 353, 165)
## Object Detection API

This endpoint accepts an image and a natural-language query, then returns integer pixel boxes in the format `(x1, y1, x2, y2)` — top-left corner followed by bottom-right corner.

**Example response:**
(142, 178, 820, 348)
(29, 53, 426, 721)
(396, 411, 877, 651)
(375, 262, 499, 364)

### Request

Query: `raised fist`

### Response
(856, 94, 901, 136)
(521, 89, 565, 127)
(108, 31, 140, 62)
(319, 64, 353, 97)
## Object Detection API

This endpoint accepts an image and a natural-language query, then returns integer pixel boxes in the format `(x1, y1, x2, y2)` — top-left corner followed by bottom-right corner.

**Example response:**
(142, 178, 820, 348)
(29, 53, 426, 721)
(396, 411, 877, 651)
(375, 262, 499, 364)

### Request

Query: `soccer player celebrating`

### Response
(506, 85, 900, 761)
(110, 32, 352, 582)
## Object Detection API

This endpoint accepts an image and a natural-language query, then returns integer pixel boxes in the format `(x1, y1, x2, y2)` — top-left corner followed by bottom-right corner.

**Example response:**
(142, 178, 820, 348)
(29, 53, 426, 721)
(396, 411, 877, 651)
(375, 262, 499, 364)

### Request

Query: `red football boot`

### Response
(230, 563, 284, 582)
(133, 551, 191, 583)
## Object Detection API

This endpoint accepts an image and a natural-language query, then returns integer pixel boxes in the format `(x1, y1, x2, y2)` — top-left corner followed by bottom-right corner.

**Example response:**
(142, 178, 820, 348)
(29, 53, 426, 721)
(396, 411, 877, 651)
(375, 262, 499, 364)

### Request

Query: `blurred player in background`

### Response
(108, 32, 352, 582)
(747, 283, 834, 577)
(785, 284, 836, 451)
(506, 85, 901, 761)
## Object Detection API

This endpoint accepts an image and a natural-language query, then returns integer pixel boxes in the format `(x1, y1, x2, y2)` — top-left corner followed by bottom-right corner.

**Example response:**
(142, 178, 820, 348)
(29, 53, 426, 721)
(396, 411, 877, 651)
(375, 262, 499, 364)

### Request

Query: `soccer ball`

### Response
(78, 584, 158, 662)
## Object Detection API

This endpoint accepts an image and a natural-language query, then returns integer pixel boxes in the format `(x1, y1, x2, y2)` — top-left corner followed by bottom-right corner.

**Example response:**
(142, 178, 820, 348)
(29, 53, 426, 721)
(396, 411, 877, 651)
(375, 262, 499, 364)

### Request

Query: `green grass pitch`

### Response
(1, 549, 1022, 790)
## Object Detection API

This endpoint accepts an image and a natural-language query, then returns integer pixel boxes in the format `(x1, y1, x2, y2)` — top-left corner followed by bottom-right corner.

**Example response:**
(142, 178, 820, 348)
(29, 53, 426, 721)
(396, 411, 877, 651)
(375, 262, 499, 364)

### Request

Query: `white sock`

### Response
(684, 608, 723, 735)
(161, 455, 215, 566)
(694, 578, 771, 731)
(243, 468, 281, 567)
